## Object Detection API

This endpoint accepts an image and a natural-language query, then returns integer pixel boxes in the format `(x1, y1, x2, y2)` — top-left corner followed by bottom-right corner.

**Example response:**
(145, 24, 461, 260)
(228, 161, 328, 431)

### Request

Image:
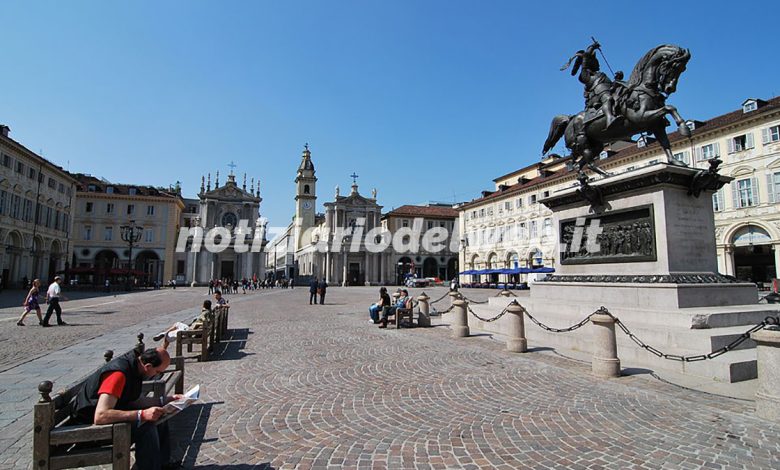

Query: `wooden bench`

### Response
(32, 334, 185, 470)
(175, 317, 213, 362)
(383, 300, 416, 329)
(213, 305, 230, 341)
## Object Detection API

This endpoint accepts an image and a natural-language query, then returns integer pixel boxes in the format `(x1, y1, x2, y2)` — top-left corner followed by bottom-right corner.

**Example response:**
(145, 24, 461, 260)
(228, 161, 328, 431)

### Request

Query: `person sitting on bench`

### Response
(378, 289, 410, 328)
(368, 287, 392, 324)
(72, 347, 184, 470)
(154, 300, 214, 348)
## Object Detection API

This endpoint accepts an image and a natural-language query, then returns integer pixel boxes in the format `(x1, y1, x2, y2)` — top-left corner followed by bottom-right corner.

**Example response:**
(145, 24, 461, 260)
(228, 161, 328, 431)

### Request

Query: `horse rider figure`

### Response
(562, 40, 621, 130)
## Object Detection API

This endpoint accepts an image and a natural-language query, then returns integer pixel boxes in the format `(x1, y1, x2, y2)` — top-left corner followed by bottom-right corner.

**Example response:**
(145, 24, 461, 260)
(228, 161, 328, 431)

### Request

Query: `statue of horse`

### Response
(543, 44, 692, 178)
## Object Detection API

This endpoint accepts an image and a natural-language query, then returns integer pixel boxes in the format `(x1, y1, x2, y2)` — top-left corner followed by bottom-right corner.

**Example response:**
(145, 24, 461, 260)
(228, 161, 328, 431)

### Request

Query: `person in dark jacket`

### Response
(318, 279, 328, 305)
(309, 278, 319, 305)
(73, 348, 183, 470)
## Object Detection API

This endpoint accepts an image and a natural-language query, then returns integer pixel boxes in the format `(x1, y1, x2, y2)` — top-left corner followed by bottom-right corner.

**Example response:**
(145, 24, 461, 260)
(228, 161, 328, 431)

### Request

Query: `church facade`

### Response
(175, 170, 267, 285)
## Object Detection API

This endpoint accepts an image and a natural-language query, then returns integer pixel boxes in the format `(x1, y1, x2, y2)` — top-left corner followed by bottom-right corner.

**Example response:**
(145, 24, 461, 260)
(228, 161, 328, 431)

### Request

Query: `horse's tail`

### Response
(542, 114, 570, 155)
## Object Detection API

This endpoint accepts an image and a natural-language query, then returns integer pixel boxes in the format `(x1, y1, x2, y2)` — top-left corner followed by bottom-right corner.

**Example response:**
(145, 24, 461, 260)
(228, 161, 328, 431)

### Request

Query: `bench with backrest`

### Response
(382, 297, 416, 329)
(175, 315, 213, 362)
(32, 334, 185, 470)
(213, 305, 230, 341)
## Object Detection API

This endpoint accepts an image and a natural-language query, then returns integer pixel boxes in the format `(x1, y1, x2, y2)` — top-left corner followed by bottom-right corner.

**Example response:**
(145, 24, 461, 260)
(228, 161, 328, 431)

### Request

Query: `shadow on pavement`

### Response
(211, 328, 253, 361)
(195, 464, 276, 469)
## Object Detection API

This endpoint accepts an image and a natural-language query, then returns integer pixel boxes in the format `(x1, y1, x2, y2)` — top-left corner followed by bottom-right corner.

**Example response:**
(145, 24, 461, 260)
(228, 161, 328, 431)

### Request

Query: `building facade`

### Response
(0, 125, 77, 288)
(268, 145, 459, 286)
(176, 170, 266, 285)
(381, 205, 459, 284)
(71, 174, 184, 286)
(459, 96, 780, 285)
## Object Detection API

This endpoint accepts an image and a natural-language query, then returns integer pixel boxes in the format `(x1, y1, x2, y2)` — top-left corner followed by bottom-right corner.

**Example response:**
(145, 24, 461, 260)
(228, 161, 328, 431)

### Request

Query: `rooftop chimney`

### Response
(0, 125, 9, 138)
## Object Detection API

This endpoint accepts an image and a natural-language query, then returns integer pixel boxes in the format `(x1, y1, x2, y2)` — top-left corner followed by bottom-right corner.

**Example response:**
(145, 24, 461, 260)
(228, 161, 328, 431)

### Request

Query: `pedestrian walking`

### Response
(318, 279, 328, 305)
(17, 279, 43, 326)
(42, 276, 68, 326)
(208, 279, 214, 295)
(309, 278, 318, 305)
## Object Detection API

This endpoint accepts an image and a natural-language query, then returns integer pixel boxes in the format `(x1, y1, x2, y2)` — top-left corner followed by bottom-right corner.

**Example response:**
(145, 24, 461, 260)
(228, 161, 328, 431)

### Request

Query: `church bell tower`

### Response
(294, 144, 317, 251)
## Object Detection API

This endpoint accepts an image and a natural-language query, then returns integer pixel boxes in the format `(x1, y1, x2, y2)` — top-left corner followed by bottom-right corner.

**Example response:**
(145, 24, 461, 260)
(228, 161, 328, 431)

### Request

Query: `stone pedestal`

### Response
(538, 163, 755, 309)
(505, 302, 527, 353)
(751, 328, 780, 422)
(417, 293, 431, 327)
(590, 313, 621, 378)
(451, 297, 469, 338)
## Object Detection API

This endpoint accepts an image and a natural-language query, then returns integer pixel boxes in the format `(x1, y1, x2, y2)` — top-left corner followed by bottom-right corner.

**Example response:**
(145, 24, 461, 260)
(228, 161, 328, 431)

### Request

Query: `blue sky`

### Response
(2, 1, 778, 226)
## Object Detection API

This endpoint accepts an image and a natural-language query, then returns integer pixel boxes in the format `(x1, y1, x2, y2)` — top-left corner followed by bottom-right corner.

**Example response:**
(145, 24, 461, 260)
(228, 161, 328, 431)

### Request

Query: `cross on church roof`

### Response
(228, 161, 237, 175)
(350, 172, 359, 184)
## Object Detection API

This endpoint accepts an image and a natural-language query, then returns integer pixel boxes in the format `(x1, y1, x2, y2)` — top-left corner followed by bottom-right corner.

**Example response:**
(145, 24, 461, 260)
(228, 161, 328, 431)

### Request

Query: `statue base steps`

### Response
(461, 295, 780, 383)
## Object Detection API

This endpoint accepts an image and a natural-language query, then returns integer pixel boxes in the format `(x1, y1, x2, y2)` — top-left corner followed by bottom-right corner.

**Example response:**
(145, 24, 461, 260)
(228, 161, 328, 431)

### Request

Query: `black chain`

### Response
(522, 305, 596, 333)
(433, 305, 455, 315)
(429, 292, 451, 305)
(460, 295, 489, 304)
(519, 304, 780, 362)
(613, 313, 779, 362)
(466, 303, 510, 322)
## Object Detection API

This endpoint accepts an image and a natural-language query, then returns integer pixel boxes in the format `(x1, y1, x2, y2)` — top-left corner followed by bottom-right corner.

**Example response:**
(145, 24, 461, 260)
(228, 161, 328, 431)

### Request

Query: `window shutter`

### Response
(767, 173, 776, 204)
(752, 177, 760, 205)
(714, 142, 721, 157)
(746, 132, 755, 149)
(732, 184, 739, 209)
(763, 128, 770, 145)
(727, 138, 735, 154)
(696, 146, 703, 161)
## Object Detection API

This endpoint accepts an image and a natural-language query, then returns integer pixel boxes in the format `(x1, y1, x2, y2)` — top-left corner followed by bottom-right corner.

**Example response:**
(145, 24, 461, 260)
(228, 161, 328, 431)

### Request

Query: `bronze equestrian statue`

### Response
(543, 41, 692, 179)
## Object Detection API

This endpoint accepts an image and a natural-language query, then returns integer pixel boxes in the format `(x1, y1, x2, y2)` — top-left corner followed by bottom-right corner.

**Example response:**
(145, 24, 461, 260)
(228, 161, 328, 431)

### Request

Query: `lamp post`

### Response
(120, 220, 143, 290)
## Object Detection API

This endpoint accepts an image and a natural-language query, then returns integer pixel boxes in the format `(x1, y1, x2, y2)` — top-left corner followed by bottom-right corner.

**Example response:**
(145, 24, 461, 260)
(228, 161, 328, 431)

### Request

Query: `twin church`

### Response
(176, 145, 458, 286)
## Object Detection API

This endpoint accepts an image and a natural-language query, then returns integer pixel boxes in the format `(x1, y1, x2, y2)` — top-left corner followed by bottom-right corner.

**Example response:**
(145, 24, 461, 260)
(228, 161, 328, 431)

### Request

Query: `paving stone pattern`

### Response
(2, 286, 780, 469)
(170, 287, 780, 469)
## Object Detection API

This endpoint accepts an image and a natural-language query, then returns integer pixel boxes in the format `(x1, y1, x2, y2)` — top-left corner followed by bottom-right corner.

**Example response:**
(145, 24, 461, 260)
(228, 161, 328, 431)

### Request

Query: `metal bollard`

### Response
(505, 301, 527, 353)
(451, 296, 470, 338)
(751, 328, 780, 422)
(590, 313, 621, 378)
(499, 290, 512, 297)
(417, 292, 431, 327)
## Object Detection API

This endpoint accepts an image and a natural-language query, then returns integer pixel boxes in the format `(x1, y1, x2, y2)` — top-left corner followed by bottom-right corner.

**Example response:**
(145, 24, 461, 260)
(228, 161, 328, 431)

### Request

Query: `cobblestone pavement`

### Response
(2, 286, 780, 469)
(0, 287, 244, 372)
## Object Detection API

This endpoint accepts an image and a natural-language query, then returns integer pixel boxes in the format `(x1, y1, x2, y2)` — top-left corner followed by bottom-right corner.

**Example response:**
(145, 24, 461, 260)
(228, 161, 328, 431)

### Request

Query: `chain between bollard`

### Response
(522, 304, 780, 363)
(432, 305, 455, 315)
(466, 303, 510, 322)
(613, 313, 780, 362)
(460, 295, 489, 304)
(429, 292, 451, 305)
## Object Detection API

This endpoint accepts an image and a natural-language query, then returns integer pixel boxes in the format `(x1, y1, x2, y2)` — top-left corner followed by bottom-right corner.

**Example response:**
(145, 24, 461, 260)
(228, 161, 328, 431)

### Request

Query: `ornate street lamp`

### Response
(120, 220, 143, 290)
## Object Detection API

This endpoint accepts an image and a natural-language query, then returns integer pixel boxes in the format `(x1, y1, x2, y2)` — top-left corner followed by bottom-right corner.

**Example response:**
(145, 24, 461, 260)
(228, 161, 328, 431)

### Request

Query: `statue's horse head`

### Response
(627, 45, 691, 96)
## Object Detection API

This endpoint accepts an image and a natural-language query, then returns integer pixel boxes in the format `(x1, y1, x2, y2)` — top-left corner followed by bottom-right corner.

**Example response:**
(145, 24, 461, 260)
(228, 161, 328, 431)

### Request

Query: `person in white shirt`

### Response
(42, 276, 68, 327)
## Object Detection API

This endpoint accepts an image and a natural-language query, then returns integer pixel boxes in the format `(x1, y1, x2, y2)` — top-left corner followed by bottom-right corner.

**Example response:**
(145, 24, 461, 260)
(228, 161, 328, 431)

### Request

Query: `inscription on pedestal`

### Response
(560, 205, 657, 265)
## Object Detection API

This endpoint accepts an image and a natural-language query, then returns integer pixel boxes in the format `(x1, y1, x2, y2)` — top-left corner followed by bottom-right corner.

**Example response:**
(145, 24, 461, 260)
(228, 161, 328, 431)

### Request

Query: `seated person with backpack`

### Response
(378, 289, 410, 328)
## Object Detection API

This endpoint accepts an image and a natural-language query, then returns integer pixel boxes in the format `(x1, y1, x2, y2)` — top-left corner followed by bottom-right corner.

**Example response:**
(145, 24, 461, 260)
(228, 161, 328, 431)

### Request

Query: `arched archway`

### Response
(731, 225, 775, 283)
(422, 257, 438, 278)
(397, 256, 413, 285)
(135, 250, 161, 286)
(2, 231, 24, 288)
(94, 250, 119, 285)
(31, 236, 45, 280)
(446, 258, 458, 280)
(528, 248, 544, 267)
(48, 240, 63, 281)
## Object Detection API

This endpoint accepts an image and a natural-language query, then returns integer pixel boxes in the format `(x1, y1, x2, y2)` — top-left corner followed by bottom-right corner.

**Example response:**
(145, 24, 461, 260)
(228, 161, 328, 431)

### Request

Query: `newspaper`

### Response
(155, 384, 200, 425)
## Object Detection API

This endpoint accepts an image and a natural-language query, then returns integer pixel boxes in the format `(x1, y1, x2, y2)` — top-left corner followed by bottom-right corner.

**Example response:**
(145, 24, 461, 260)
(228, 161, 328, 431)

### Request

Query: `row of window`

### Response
(671, 125, 780, 165)
(466, 218, 553, 247)
(84, 201, 156, 216)
(1, 153, 71, 196)
(82, 225, 155, 243)
(398, 219, 452, 230)
(0, 190, 70, 231)
(468, 191, 552, 221)
(86, 184, 141, 196)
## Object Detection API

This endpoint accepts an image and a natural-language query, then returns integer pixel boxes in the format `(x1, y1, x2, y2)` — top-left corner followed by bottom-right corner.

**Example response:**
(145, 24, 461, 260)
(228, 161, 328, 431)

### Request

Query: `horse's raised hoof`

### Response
(679, 124, 692, 138)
